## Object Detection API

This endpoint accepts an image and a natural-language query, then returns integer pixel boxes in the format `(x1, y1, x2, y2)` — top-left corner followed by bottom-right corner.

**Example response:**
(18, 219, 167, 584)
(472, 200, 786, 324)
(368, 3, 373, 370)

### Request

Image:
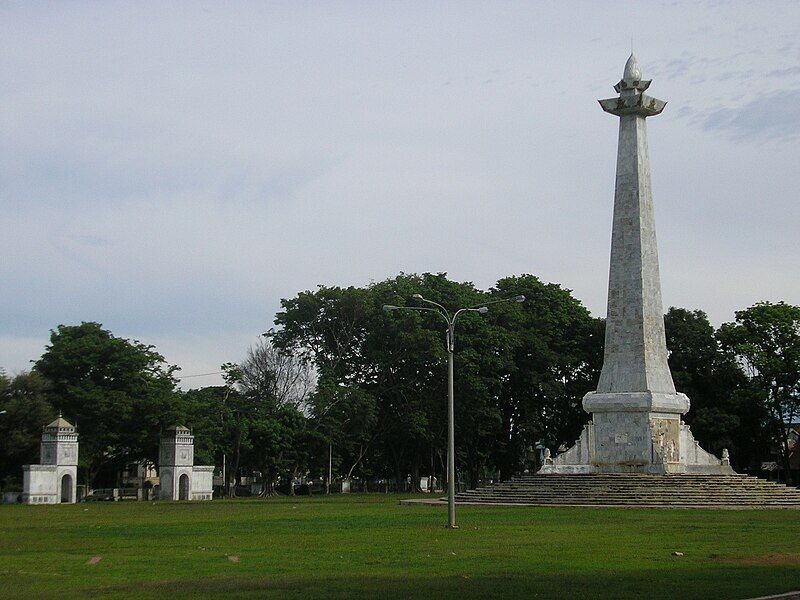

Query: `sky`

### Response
(2, 1, 799, 389)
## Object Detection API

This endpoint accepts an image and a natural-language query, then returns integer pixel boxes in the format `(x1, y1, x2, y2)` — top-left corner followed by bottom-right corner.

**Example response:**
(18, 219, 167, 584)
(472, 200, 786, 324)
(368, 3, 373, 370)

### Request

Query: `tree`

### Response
(34, 322, 180, 486)
(368, 273, 486, 490)
(239, 338, 315, 410)
(221, 341, 315, 496)
(308, 382, 378, 486)
(718, 302, 800, 483)
(246, 402, 308, 495)
(488, 275, 603, 478)
(664, 307, 758, 468)
(272, 285, 372, 384)
(178, 386, 235, 470)
(271, 272, 603, 488)
(272, 274, 483, 489)
(0, 371, 56, 489)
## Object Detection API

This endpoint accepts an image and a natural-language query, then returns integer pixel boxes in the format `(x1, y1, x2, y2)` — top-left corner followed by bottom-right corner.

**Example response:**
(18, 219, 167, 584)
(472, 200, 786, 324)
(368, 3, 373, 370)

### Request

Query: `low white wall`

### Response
(22, 464, 58, 504)
(191, 466, 214, 501)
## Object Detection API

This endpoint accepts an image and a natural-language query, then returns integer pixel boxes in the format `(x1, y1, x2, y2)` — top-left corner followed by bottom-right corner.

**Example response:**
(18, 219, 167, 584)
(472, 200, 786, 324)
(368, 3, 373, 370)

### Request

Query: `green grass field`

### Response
(1, 494, 799, 599)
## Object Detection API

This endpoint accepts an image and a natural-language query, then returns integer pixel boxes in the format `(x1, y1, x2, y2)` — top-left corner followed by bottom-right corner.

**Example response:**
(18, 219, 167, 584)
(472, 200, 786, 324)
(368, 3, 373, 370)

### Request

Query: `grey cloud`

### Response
(768, 66, 800, 78)
(716, 70, 754, 82)
(701, 89, 800, 142)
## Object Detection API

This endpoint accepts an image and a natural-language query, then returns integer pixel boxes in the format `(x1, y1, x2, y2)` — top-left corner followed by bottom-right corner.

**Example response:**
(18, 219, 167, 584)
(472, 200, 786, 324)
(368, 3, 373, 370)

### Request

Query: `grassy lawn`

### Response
(1, 494, 799, 599)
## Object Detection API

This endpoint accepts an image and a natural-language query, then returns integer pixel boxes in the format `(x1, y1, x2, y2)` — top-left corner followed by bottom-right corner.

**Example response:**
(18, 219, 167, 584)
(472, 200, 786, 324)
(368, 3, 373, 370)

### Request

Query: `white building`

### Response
(21, 416, 79, 504)
(158, 426, 214, 501)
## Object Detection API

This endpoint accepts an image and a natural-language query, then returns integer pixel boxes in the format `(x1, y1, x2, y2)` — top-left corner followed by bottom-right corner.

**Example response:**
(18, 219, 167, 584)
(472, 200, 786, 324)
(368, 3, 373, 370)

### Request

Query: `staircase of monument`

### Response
(452, 474, 800, 507)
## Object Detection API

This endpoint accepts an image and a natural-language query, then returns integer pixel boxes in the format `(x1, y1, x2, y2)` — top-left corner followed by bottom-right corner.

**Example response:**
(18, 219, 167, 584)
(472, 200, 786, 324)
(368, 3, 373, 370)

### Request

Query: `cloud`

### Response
(1, 2, 799, 384)
(768, 66, 800, 77)
(700, 89, 800, 142)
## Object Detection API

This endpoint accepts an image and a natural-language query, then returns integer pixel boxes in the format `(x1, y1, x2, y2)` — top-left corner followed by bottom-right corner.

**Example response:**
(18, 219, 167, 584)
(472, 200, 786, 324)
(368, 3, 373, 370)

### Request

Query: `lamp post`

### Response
(384, 293, 525, 528)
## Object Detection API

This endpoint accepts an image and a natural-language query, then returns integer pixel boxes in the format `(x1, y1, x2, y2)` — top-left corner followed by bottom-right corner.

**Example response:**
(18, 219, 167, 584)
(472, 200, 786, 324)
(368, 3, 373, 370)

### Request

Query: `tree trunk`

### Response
(257, 466, 267, 497)
(392, 448, 403, 493)
(430, 446, 436, 493)
(774, 390, 794, 485)
(230, 426, 242, 498)
(345, 443, 369, 482)
(780, 435, 793, 485)
(411, 462, 421, 493)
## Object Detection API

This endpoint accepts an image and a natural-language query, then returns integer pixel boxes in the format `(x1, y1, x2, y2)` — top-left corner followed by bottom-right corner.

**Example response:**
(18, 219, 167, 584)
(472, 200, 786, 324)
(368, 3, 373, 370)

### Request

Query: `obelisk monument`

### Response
(541, 55, 731, 475)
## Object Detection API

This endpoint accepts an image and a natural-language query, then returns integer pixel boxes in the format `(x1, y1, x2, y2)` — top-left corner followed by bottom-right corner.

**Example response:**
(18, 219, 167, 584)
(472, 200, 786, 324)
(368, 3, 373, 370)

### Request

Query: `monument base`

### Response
(539, 391, 733, 475)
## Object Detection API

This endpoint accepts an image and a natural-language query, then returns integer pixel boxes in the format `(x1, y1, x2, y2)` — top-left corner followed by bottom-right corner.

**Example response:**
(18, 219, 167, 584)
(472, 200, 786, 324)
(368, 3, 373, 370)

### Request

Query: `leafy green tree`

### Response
(718, 302, 800, 482)
(246, 403, 308, 495)
(272, 272, 602, 488)
(664, 307, 758, 469)
(308, 382, 378, 484)
(216, 363, 252, 497)
(272, 285, 372, 384)
(369, 273, 487, 489)
(178, 386, 235, 468)
(34, 322, 179, 486)
(222, 340, 314, 496)
(0, 371, 56, 488)
(489, 275, 603, 477)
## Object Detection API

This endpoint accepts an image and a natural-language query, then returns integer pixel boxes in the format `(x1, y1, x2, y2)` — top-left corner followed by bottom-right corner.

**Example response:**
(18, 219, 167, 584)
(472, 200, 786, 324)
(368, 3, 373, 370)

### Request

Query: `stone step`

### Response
(458, 495, 800, 502)
(453, 474, 800, 507)
(469, 487, 800, 496)
(456, 495, 800, 502)
(459, 495, 800, 500)
(458, 489, 800, 495)
(458, 489, 800, 496)
(455, 495, 800, 504)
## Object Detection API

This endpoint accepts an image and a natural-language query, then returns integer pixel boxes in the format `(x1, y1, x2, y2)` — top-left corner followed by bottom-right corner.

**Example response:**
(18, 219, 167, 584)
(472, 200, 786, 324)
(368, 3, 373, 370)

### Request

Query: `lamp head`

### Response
(383, 305, 398, 312)
(411, 294, 424, 301)
(513, 295, 526, 303)
(477, 306, 489, 314)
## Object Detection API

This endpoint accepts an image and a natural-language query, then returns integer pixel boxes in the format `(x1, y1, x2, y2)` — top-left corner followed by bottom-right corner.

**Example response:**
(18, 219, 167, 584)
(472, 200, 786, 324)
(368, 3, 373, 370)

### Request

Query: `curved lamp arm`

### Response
(383, 304, 450, 326)
(411, 294, 450, 320)
(468, 294, 525, 310)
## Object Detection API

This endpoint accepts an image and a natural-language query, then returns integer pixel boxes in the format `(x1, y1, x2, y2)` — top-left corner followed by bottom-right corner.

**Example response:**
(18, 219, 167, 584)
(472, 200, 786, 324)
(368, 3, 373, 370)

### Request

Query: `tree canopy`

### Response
(33, 322, 180, 486)
(271, 272, 602, 487)
(718, 302, 800, 482)
(2, 280, 798, 492)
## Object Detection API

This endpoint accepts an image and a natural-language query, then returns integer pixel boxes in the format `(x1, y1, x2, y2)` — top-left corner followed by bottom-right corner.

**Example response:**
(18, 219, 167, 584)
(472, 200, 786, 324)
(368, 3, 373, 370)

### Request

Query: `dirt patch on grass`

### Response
(715, 553, 800, 566)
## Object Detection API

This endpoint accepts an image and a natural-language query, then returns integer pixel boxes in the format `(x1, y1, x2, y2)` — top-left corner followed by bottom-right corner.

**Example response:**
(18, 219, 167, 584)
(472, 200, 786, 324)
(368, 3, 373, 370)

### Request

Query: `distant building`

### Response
(21, 417, 78, 504)
(761, 424, 800, 482)
(158, 426, 214, 501)
(120, 460, 159, 499)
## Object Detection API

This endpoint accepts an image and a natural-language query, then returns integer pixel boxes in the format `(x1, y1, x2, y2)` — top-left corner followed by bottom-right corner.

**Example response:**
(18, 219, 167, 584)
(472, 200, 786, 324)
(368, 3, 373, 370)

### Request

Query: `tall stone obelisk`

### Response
(541, 55, 731, 475)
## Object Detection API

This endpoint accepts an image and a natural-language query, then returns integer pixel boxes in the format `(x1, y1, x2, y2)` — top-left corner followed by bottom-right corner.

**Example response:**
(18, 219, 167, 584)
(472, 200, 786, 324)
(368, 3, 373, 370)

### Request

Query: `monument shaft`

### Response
(598, 113, 675, 395)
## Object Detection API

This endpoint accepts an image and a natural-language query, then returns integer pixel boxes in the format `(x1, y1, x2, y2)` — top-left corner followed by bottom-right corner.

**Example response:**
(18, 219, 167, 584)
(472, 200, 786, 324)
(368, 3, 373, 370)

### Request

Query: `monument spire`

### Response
(622, 52, 641, 84)
(540, 55, 730, 475)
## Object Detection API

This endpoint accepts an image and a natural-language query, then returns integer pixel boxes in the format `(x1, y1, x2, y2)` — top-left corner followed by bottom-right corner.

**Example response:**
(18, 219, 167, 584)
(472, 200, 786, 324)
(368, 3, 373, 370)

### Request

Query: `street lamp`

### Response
(383, 293, 525, 528)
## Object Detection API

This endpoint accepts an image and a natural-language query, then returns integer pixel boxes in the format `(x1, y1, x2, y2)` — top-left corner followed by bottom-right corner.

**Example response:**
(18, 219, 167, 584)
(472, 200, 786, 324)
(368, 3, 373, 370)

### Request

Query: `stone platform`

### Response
(404, 474, 800, 508)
